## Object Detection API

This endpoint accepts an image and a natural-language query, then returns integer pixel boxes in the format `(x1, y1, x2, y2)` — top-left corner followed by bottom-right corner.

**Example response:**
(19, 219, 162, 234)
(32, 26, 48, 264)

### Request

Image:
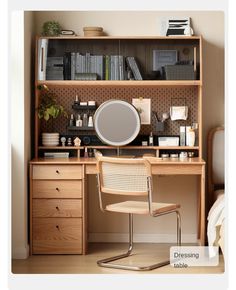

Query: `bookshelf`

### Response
(34, 35, 203, 158)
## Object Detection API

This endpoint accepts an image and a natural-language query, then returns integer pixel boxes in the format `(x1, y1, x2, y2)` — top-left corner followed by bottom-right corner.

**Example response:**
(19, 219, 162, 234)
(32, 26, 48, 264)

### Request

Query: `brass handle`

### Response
(56, 170, 60, 174)
(56, 187, 59, 191)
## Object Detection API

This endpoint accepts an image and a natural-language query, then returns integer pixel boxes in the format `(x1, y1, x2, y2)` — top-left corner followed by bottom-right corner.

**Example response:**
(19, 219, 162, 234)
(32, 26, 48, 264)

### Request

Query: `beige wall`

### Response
(14, 11, 224, 255)
(12, 11, 35, 259)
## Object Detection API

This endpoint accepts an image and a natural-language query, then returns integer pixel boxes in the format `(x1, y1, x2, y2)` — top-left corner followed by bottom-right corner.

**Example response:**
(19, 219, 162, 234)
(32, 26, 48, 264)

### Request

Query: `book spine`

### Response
(105, 55, 109, 80)
(131, 57, 142, 80)
(71, 52, 76, 80)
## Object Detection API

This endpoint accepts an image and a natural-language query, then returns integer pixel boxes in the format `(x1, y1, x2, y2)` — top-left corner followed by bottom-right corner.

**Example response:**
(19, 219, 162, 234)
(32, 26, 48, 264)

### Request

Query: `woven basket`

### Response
(83, 26, 103, 37)
(165, 65, 195, 80)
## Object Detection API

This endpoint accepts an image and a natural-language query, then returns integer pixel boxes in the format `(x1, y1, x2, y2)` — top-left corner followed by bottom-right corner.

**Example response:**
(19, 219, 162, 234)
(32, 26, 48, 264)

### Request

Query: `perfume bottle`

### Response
(69, 114, 75, 126)
(149, 132, 154, 146)
(76, 114, 83, 127)
(83, 113, 88, 127)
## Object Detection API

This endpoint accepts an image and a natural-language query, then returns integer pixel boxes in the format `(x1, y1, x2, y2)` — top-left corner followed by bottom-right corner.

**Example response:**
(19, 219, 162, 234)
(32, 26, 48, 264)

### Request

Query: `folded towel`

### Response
(170, 106, 188, 120)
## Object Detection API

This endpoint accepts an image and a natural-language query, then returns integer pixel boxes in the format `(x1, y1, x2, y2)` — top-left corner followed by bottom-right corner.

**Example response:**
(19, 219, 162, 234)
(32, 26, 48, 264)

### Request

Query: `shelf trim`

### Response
(37, 35, 202, 40)
(37, 80, 202, 86)
(38, 146, 199, 150)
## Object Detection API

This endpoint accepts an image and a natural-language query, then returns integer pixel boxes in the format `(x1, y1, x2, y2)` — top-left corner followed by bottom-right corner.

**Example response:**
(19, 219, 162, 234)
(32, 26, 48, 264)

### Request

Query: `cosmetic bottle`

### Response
(149, 132, 154, 146)
(69, 114, 75, 126)
(76, 114, 83, 127)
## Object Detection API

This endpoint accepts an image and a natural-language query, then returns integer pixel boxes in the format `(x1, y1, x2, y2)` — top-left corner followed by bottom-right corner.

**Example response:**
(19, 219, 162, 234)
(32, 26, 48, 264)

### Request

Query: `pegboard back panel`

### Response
(40, 85, 198, 140)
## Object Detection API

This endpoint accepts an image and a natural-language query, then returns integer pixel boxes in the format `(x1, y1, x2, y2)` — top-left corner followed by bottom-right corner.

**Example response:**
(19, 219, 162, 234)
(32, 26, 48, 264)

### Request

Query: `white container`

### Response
(88, 116, 94, 127)
(180, 126, 186, 146)
(187, 129, 195, 147)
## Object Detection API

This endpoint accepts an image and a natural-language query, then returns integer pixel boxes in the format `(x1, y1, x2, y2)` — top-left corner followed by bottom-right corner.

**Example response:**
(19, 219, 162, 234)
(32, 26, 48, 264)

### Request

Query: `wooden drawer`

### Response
(32, 165, 83, 180)
(32, 180, 82, 198)
(33, 199, 82, 218)
(32, 217, 82, 254)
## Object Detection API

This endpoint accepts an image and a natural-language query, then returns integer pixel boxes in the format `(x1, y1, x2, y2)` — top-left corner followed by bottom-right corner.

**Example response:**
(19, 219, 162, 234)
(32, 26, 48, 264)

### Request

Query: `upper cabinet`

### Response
(36, 36, 202, 86)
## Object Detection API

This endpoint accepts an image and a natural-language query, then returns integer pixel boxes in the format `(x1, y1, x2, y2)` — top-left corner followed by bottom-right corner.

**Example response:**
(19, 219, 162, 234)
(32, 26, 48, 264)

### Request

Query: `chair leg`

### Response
(97, 211, 181, 271)
(176, 210, 181, 246)
(97, 213, 135, 270)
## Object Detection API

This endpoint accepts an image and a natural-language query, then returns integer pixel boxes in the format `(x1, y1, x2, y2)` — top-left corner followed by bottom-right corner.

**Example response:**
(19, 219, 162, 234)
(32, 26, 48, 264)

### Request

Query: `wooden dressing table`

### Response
(29, 157, 205, 255)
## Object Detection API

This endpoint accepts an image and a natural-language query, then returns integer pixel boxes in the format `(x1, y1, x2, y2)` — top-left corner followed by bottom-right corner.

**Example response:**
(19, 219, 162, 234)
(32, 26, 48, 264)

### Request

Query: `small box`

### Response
(158, 136, 179, 146)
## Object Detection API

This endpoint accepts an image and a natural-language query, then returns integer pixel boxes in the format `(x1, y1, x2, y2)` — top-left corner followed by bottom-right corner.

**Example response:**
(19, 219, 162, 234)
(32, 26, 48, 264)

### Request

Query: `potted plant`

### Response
(42, 21, 62, 36)
(37, 84, 67, 146)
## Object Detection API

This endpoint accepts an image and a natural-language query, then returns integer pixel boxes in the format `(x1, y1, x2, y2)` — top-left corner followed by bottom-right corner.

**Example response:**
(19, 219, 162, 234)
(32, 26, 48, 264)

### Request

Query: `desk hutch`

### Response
(30, 35, 205, 254)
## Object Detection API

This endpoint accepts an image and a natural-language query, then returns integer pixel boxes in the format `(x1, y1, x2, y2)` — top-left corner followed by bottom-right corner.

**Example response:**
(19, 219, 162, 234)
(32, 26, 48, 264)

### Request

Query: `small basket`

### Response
(164, 65, 195, 80)
(83, 26, 103, 37)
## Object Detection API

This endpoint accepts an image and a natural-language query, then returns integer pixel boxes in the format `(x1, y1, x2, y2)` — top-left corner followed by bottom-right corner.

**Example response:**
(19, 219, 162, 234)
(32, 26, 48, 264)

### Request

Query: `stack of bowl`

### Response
(42, 133, 59, 146)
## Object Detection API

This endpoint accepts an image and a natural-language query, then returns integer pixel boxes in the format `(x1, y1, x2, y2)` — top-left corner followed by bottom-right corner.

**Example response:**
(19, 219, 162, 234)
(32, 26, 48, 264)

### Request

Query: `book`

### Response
(63, 52, 71, 80)
(71, 52, 76, 80)
(38, 39, 48, 81)
(44, 152, 70, 158)
(126, 56, 143, 80)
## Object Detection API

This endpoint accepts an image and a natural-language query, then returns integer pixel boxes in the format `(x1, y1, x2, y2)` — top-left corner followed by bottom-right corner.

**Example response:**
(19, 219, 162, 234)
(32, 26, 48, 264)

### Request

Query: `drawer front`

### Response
(33, 199, 82, 218)
(32, 180, 82, 198)
(32, 165, 83, 180)
(33, 218, 82, 254)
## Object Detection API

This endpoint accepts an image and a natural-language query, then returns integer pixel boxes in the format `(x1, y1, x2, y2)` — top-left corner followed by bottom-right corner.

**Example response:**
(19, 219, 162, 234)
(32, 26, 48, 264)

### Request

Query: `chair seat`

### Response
(106, 201, 180, 215)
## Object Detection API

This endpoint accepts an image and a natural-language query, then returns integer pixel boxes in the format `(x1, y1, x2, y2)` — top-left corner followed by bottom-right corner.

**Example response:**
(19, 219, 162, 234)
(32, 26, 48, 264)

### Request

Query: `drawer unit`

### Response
(32, 180, 82, 198)
(32, 165, 83, 180)
(33, 199, 82, 218)
(30, 163, 85, 255)
(32, 217, 82, 254)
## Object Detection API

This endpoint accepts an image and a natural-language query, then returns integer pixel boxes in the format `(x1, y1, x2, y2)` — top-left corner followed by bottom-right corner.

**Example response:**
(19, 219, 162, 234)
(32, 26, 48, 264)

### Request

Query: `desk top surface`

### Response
(30, 157, 205, 165)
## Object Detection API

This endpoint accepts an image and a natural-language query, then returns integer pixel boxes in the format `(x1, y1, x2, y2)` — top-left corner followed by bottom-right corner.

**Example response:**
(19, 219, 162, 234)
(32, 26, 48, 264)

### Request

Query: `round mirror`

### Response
(94, 100, 141, 146)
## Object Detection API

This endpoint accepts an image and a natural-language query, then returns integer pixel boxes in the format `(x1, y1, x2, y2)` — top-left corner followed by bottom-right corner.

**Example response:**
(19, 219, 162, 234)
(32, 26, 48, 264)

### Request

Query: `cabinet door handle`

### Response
(56, 187, 60, 191)
(56, 170, 60, 174)
(56, 206, 59, 211)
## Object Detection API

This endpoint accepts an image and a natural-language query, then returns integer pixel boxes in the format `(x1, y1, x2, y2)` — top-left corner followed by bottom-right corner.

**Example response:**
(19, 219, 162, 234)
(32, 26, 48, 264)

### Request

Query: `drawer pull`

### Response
(56, 206, 59, 211)
(56, 225, 60, 230)
(56, 187, 60, 191)
(56, 170, 60, 174)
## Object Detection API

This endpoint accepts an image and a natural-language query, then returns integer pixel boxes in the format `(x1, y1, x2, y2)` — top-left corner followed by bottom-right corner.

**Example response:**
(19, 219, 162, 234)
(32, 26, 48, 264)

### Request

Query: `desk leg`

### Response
(82, 165, 88, 254)
(199, 165, 206, 245)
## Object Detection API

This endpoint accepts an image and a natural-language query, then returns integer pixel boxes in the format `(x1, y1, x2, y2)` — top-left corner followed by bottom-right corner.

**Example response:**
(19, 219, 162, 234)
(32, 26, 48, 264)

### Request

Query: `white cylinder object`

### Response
(188, 129, 195, 147)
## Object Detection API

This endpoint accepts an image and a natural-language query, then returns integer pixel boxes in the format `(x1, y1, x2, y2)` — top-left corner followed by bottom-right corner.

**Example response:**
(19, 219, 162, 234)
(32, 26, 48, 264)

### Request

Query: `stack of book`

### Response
(45, 52, 143, 81)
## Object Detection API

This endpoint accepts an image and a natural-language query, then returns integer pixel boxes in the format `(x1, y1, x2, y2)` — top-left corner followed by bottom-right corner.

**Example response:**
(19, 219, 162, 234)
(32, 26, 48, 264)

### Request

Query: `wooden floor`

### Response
(12, 243, 224, 274)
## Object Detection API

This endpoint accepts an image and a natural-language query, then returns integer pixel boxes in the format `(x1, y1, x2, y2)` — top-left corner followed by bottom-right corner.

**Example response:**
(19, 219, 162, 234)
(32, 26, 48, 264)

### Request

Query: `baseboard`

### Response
(89, 233, 197, 243)
(12, 244, 29, 259)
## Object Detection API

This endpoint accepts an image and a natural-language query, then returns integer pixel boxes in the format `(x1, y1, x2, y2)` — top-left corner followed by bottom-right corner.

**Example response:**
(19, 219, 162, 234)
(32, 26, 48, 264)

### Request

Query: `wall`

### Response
(11, 11, 35, 259)
(12, 11, 224, 256)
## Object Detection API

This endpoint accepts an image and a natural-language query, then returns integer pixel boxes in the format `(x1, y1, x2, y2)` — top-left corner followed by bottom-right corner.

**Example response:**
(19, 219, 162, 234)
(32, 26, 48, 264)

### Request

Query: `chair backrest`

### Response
(96, 156, 152, 196)
(207, 126, 224, 205)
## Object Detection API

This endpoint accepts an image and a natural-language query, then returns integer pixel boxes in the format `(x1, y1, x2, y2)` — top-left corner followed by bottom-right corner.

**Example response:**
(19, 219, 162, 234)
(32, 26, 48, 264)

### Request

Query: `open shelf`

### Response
(37, 80, 202, 87)
(38, 145, 199, 150)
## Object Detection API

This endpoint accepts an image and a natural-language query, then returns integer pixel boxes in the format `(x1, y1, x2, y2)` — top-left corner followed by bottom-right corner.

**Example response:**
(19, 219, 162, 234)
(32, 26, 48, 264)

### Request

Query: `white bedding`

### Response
(207, 193, 225, 256)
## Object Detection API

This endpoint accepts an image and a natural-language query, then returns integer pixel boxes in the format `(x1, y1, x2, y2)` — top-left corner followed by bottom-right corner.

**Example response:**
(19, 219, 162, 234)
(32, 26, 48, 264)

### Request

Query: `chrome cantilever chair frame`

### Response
(96, 157, 181, 271)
